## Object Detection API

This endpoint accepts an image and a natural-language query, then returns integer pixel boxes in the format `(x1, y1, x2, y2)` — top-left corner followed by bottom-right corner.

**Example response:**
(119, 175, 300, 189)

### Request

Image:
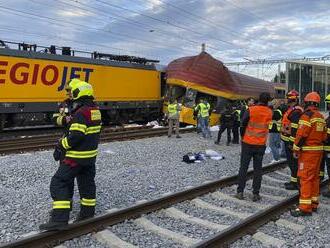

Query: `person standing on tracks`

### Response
(268, 100, 283, 163)
(197, 98, 212, 138)
(215, 103, 234, 146)
(235, 92, 272, 202)
(194, 99, 202, 134)
(280, 90, 303, 190)
(167, 98, 181, 138)
(321, 94, 330, 197)
(232, 104, 241, 144)
(40, 79, 102, 231)
(291, 92, 326, 216)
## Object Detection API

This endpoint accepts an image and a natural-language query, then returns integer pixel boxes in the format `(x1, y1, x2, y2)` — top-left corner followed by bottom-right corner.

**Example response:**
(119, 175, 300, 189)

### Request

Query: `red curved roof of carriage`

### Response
(166, 52, 274, 100)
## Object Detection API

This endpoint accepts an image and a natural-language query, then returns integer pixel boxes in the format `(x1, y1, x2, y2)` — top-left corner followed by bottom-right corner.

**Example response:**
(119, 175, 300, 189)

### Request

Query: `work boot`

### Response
(322, 190, 330, 198)
(39, 221, 68, 231)
(252, 194, 261, 202)
(214, 141, 220, 145)
(290, 208, 312, 217)
(284, 182, 298, 190)
(234, 192, 244, 200)
(176, 135, 182, 138)
(73, 214, 94, 223)
(168, 135, 171, 138)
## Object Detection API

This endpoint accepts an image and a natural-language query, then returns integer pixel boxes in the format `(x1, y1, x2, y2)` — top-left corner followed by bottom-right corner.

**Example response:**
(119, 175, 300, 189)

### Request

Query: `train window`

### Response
(215, 97, 230, 113)
(184, 88, 197, 108)
(165, 85, 186, 101)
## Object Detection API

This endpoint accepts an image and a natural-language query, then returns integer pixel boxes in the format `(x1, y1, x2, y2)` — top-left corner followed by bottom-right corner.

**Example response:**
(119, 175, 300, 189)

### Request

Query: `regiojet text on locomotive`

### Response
(0, 60, 94, 91)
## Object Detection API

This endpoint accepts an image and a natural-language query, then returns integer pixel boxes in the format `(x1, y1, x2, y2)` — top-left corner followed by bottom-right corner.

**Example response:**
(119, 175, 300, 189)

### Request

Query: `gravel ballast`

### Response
(3, 130, 330, 247)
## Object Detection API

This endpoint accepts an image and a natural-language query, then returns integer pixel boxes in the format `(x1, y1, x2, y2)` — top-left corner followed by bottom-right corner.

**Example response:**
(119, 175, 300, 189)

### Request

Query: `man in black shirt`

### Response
(215, 103, 234, 146)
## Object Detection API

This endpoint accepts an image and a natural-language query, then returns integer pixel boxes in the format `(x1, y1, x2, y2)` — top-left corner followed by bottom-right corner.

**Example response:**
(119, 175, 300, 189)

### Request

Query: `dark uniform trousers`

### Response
(217, 125, 232, 144)
(237, 142, 266, 194)
(50, 159, 96, 222)
(284, 141, 298, 183)
(232, 123, 239, 143)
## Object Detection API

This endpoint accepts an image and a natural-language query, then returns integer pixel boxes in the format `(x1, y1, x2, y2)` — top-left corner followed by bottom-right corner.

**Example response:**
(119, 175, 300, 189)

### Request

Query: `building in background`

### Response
(286, 61, 330, 110)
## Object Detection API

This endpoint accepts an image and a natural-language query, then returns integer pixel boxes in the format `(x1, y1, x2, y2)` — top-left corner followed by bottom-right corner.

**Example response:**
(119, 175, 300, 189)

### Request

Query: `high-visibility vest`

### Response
(198, 103, 210, 118)
(168, 103, 178, 118)
(243, 105, 272, 145)
(269, 109, 282, 132)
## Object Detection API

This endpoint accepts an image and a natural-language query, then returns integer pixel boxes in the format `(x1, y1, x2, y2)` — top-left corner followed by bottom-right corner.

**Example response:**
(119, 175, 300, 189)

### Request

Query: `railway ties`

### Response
(3, 161, 320, 248)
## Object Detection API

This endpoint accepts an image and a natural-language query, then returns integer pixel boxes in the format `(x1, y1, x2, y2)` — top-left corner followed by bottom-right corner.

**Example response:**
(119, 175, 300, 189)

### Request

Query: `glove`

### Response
(53, 143, 66, 161)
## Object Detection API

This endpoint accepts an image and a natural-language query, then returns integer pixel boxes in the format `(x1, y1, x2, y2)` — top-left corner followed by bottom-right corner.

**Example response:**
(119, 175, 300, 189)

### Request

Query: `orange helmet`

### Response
(287, 90, 299, 100)
(304, 92, 320, 104)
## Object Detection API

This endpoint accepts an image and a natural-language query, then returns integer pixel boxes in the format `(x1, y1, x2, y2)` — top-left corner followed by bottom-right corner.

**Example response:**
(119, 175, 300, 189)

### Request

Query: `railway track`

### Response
(2, 160, 323, 248)
(0, 126, 194, 155)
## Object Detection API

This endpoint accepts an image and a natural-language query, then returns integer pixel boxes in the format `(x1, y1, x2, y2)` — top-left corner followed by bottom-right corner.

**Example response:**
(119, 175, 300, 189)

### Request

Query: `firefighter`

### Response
(281, 90, 303, 190)
(291, 92, 326, 216)
(167, 98, 181, 138)
(235, 92, 272, 201)
(322, 94, 330, 197)
(215, 103, 234, 146)
(40, 79, 102, 231)
(232, 104, 240, 144)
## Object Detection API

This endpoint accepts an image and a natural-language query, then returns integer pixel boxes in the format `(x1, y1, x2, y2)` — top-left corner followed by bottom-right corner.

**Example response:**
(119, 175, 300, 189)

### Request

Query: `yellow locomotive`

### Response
(0, 42, 164, 129)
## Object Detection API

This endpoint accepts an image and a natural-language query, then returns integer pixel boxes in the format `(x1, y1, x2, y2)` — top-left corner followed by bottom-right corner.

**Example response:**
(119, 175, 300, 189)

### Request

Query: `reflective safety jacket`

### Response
(280, 105, 303, 143)
(269, 109, 282, 133)
(167, 103, 180, 119)
(60, 99, 102, 164)
(293, 106, 326, 152)
(323, 114, 330, 152)
(197, 102, 210, 118)
(242, 104, 272, 146)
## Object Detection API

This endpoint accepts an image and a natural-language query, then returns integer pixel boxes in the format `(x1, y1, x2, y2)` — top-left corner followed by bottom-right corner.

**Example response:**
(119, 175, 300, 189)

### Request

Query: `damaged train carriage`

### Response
(165, 52, 275, 126)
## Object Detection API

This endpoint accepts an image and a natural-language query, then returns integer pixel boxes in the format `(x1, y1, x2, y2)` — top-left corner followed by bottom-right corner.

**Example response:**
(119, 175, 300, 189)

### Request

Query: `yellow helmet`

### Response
(68, 78, 94, 100)
(325, 94, 330, 103)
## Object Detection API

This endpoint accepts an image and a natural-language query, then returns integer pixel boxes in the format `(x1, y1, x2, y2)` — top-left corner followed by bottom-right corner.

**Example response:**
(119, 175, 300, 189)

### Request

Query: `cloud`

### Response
(0, 0, 329, 69)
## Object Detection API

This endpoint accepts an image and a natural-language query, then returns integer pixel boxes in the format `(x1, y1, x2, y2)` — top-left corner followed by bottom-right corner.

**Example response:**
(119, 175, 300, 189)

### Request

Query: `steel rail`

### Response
(193, 180, 329, 248)
(0, 127, 195, 154)
(0, 162, 287, 248)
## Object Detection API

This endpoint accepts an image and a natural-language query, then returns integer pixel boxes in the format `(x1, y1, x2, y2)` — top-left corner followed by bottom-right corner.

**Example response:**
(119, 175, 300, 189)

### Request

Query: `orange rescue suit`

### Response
(293, 106, 327, 212)
(242, 105, 272, 146)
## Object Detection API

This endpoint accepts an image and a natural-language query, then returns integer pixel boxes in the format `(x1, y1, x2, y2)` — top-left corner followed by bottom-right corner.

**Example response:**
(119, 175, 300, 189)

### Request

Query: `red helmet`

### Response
(287, 90, 299, 100)
(304, 92, 320, 104)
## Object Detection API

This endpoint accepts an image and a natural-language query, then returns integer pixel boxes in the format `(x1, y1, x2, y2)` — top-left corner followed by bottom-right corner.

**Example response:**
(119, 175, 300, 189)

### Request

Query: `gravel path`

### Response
(0, 130, 280, 247)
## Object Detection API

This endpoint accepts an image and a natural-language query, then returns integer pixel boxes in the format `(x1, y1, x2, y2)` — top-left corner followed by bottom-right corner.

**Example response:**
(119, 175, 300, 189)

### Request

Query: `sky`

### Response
(0, 0, 329, 67)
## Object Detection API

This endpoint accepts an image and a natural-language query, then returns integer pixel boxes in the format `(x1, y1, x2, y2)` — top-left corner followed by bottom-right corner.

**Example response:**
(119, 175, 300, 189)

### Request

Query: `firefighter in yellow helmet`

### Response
(321, 94, 330, 197)
(40, 79, 102, 231)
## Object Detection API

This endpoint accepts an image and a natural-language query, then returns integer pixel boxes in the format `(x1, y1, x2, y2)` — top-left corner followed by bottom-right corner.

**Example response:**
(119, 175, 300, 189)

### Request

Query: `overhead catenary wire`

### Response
(59, 0, 229, 56)
(0, 5, 201, 56)
(139, 0, 303, 58)
(93, 0, 266, 56)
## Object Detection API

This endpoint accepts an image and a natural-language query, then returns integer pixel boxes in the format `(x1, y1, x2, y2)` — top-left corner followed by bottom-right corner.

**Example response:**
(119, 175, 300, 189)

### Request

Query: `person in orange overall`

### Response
(281, 90, 303, 190)
(291, 92, 326, 217)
